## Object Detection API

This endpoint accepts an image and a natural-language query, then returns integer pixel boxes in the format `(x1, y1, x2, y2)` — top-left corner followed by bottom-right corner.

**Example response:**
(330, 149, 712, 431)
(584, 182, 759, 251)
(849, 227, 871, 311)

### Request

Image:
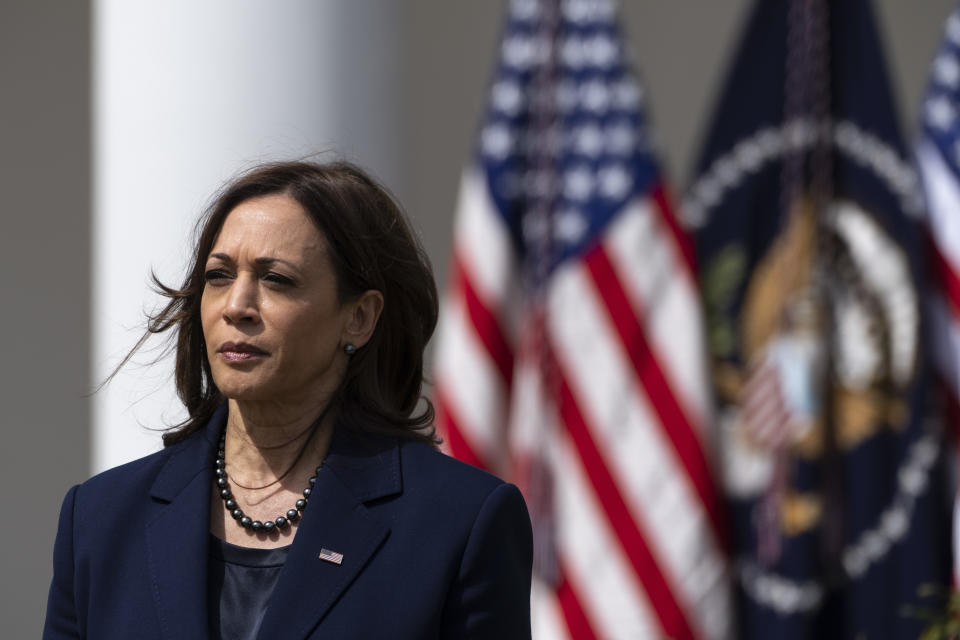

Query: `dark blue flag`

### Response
(685, 0, 951, 637)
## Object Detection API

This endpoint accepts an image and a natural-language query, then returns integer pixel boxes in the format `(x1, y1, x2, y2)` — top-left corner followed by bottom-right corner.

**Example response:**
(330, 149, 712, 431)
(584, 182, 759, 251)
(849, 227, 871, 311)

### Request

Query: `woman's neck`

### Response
(223, 398, 335, 487)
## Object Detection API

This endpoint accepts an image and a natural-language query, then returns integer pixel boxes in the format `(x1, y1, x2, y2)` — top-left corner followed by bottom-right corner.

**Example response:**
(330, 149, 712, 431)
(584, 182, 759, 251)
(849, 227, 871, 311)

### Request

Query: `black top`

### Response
(207, 535, 291, 640)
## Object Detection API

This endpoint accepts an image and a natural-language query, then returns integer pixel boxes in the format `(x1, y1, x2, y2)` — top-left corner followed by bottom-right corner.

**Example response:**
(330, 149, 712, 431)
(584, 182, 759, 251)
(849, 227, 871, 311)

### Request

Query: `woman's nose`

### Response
(222, 275, 260, 324)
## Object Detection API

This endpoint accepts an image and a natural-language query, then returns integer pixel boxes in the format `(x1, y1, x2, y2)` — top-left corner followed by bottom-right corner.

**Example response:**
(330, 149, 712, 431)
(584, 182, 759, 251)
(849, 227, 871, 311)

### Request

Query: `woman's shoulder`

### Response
(394, 438, 527, 521)
(390, 439, 532, 570)
(398, 439, 505, 491)
(70, 428, 211, 509)
(78, 447, 171, 491)
(330, 424, 519, 513)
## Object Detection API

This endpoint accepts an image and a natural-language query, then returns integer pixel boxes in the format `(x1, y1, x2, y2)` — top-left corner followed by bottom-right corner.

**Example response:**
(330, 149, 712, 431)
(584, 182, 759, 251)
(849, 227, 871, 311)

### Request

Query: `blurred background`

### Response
(1, 0, 955, 637)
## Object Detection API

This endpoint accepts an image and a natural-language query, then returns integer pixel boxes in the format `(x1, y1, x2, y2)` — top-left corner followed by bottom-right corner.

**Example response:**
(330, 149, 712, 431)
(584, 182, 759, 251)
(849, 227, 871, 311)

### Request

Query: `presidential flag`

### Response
(433, 0, 731, 638)
(685, 0, 950, 637)
(917, 3, 960, 585)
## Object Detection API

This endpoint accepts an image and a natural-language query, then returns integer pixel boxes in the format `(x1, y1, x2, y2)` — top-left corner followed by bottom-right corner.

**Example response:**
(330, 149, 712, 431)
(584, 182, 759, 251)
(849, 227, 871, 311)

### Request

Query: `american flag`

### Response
(432, 0, 731, 637)
(917, 4, 960, 583)
(318, 548, 344, 566)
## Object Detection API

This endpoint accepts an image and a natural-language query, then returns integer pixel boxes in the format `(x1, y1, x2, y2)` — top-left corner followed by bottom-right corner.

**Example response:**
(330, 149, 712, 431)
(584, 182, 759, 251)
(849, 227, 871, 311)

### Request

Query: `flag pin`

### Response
(318, 548, 344, 565)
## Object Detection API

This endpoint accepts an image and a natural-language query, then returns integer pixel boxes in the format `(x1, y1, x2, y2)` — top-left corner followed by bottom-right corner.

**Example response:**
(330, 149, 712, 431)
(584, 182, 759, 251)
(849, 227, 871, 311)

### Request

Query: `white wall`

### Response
(92, 0, 405, 471)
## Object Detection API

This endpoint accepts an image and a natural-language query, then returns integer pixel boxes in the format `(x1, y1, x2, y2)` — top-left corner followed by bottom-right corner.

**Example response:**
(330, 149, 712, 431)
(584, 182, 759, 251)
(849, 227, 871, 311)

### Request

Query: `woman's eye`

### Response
(264, 272, 294, 286)
(203, 269, 230, 283)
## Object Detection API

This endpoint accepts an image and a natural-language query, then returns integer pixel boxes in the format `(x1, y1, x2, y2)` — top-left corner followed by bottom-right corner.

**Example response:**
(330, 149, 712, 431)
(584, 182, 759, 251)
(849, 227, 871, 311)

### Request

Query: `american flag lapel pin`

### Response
(318, 548, 344, 565)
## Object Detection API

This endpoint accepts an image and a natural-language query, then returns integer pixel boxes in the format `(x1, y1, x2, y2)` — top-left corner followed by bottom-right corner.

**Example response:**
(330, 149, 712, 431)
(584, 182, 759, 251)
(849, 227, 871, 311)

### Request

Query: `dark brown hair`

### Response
(134, 160, 439, 446)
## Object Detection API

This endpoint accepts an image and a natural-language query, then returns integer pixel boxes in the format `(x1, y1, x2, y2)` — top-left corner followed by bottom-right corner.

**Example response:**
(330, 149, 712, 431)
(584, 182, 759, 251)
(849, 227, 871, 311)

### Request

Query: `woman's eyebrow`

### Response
(253, 256, 298, 270)
(208, 252, 233, 263)
(207, 254, 297, 270)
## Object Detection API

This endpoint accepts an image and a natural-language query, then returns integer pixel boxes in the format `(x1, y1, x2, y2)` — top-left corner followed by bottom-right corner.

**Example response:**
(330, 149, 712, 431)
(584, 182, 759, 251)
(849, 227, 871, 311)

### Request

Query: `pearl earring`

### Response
(343, 343, 357, 355)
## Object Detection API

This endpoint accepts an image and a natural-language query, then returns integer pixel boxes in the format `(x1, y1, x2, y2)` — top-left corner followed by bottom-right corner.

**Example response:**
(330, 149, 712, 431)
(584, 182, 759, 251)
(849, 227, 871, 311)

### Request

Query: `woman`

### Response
(44, 161, 533, 639)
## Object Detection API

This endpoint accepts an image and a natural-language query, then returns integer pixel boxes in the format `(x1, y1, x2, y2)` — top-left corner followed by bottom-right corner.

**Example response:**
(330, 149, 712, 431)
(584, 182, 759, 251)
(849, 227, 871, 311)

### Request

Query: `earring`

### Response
(343, 343, 357, 355)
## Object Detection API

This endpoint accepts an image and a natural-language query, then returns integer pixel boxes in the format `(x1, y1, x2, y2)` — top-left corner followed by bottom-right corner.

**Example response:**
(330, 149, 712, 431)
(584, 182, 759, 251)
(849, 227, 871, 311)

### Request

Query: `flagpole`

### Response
(524, 0, 562, 588)
(798, 0, 847, 587)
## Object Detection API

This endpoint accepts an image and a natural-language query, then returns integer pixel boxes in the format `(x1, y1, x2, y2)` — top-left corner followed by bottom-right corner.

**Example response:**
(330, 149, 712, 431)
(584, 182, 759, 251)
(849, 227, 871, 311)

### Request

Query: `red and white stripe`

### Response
(434, 169, 518, 475)
(434, 167, 732, 638)
(916, 140, 960, 582)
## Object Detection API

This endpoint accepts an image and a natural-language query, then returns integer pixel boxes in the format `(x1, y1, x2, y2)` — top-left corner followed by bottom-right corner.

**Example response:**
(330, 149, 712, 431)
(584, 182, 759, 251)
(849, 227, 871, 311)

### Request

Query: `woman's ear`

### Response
(342, 290, 384, 349)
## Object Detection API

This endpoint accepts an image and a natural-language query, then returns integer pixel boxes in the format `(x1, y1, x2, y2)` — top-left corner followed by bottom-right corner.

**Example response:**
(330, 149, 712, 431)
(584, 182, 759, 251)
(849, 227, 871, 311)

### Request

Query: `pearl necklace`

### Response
(215, 431, 319, 533)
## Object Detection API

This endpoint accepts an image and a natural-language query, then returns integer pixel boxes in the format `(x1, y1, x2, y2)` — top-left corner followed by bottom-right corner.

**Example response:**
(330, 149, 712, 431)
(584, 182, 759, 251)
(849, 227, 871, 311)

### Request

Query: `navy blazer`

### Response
(44, 407, 533, 639)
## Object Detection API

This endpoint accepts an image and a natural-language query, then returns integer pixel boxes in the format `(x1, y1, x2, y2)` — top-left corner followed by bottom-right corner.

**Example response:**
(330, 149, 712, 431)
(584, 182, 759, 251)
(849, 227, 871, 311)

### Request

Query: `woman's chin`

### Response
(213, 377, 275, 403)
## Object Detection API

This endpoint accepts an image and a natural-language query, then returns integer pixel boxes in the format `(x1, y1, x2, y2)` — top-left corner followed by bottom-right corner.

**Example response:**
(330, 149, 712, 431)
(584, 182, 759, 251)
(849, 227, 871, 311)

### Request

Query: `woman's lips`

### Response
(218, 342, 268, 363)
(220, 351, 264, 363)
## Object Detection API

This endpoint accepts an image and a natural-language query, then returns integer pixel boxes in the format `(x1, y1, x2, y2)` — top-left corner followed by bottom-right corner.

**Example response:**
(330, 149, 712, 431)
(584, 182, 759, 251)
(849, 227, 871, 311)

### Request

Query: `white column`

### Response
(92, 0, 404, 472)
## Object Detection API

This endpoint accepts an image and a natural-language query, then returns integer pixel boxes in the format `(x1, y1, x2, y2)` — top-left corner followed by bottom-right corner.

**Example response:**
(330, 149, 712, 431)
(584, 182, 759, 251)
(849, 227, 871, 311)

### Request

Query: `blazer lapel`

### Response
(258, 428, 402, 640)
(144, 407, 224, 640)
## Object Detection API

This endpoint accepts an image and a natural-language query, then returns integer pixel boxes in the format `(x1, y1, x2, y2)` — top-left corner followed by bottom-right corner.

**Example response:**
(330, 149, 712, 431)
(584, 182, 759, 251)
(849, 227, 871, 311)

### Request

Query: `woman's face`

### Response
(200, 194, 354, 406)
